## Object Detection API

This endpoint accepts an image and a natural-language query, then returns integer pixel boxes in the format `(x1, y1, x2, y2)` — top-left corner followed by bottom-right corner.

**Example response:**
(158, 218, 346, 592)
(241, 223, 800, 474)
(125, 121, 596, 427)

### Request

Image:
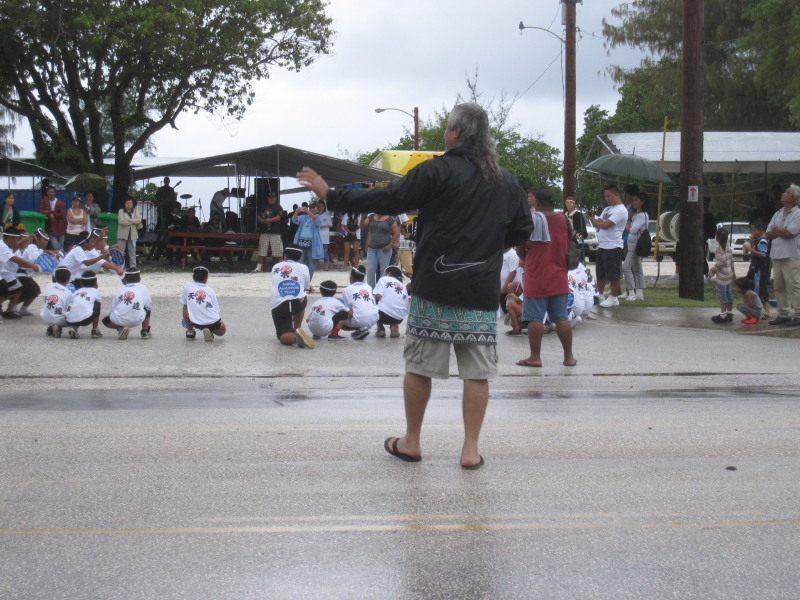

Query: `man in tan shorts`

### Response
(297, 103, 532, 469)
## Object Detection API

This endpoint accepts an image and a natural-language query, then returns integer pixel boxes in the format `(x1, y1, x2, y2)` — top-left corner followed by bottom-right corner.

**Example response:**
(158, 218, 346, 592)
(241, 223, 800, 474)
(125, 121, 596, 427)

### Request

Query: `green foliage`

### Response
(355, 82, 563, 191)
(130, 182, 159, 206)
(742, 1, 800, 126)
(0, 0, 333, 208)
(602, 0, 795, 131)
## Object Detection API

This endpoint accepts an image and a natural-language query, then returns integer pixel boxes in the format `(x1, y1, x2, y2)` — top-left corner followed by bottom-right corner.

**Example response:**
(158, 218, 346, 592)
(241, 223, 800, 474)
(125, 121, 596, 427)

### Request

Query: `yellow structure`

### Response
(369, 150, 443, 175)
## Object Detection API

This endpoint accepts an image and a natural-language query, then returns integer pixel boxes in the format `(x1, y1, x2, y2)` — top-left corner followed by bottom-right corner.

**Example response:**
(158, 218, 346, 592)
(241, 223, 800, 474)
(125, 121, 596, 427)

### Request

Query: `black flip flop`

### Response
(384, 437, 421, 462)
(516, 359, 542, 368)
(461, 456, 485, 470)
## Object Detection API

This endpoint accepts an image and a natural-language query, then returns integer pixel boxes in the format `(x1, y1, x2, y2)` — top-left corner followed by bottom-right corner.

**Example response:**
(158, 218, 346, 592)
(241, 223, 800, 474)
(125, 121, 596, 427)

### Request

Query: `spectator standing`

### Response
(564, 196, 587, 261)
(585, 185, 628, 307)
(766, 184, 800, 326)
(2, 192, 21, 232)
(39, 185, 66, 250)
(65, 196, 88, 251)
(743, 219, 772, 319)
(709, 228, 735, 323)
(291, 202, 323, 283)
(362, 213, 400, 288)
(516, 188, 576, 367)
(84, 192, 101, 231)
(317, 200, 333, 270)
(622, 190, 648, 301)
(117, 197, 142, 269)
(253, 193, 284, 273)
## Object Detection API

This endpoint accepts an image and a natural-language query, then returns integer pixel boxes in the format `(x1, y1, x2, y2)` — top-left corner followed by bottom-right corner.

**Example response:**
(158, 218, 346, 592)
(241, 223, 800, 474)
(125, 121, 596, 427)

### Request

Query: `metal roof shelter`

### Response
(131, 144, 400, 192)
(1, 156, 65, 180)
(589, 132, 800, 174)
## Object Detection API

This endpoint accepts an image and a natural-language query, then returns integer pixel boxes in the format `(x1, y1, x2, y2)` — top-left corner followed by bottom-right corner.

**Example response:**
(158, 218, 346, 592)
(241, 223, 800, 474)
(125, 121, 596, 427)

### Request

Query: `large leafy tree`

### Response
(742, 1, 800, 126)
(602, 0, 795, 131)
(0, 0, 333, 208)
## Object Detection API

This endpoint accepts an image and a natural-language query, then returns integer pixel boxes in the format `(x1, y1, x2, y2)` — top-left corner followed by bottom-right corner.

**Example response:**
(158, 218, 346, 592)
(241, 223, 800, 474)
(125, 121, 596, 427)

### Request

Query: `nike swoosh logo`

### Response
(433, 256, 485, 273)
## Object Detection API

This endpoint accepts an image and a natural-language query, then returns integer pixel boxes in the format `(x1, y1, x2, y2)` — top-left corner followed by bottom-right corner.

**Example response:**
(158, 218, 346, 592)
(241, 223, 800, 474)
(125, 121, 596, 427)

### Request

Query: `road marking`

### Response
(2, 513, 797, 535)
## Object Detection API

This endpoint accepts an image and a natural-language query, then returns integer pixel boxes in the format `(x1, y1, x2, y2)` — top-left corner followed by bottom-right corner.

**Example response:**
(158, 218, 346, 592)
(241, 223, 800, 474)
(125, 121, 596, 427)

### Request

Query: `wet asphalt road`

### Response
(1, 301, 799, 599)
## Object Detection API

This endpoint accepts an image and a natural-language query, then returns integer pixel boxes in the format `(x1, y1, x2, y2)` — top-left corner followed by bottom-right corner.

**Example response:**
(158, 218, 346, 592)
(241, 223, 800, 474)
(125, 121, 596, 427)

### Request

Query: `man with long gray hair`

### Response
(297, 103, 532, 469)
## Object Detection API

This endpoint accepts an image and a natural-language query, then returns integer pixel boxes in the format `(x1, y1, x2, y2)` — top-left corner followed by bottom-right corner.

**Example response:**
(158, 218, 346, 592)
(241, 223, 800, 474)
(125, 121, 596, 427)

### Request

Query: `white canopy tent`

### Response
(588, 131, 800, 175)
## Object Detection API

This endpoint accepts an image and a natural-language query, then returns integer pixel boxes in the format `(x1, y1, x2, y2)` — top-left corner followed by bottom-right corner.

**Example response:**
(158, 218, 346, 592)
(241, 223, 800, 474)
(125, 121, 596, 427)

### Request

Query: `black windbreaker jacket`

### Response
(326, 149, 533, 311)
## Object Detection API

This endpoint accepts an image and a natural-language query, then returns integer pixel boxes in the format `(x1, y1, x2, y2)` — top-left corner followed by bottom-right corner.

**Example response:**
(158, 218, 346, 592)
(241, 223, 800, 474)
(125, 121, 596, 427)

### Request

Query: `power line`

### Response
(518, 51, 563, 100)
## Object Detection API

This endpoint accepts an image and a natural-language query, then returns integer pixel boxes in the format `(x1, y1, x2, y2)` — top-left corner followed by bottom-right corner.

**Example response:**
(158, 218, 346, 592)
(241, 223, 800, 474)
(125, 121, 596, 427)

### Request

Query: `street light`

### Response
(519, 0, 580, 201)
(375, 106, 420, 151)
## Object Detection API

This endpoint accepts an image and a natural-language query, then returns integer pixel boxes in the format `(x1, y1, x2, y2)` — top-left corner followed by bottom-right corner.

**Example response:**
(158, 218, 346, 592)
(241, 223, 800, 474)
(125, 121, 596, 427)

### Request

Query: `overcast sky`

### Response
(14, 0, 647, 208)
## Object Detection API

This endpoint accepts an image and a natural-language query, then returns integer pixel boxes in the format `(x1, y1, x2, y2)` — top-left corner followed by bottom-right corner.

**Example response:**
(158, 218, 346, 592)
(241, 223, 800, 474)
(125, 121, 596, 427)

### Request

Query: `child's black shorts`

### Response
(189, 319, 223, 331)
(68, 301, 101, 328)
(271, 297, 307, 338)
(378, 310, 403, 326)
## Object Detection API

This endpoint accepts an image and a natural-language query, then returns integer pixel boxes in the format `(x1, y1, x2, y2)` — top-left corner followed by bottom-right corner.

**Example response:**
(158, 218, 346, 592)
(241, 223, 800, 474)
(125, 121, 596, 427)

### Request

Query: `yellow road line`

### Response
(2, 517, 797, 535)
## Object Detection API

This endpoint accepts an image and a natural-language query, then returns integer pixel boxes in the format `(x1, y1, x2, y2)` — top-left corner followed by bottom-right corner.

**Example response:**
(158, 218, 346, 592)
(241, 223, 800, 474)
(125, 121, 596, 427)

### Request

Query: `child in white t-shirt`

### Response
(39, 266, 72, 337)
(372, 266, 409, 338)
(102, 268, 153, 340)
(66, 271, 102, 339)
(341, 265, 379, 340)
(180, 266, 226, 342)
(270, 246, 315, 348)
(306, 280, 349, 339)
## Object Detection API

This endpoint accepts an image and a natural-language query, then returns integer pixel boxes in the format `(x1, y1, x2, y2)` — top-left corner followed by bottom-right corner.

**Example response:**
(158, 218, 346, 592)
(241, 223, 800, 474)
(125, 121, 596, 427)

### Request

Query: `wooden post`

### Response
(563, 0, 577, 201)
(678, 0, 704, 300)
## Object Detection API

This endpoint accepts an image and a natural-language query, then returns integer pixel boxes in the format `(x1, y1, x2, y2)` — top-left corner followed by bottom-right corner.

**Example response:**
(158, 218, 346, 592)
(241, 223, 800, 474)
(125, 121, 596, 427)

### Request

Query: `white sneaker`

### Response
(599, 296, 619, 308)
(635, 291, 645, 301)
(202, 329, 214, 342)
(625, 291, 636, 301)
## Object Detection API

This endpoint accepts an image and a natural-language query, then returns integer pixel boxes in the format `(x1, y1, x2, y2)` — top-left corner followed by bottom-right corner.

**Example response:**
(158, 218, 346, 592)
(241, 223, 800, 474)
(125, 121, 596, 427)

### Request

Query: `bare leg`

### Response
(342, 242, 351, 270)
(461, 379, 488, 467)
(520, 320, 544, 366)
(609, 280, 621, 297)
(392, 372, 431, 458)
(554, 319, 576, 366)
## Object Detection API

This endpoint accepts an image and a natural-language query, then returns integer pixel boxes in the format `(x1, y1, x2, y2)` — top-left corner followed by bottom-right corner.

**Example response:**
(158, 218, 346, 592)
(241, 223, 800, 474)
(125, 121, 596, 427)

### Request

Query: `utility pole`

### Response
(413, 106, 419, 151)
(678, 0, 704, 300)
(563, 0, 578, 201)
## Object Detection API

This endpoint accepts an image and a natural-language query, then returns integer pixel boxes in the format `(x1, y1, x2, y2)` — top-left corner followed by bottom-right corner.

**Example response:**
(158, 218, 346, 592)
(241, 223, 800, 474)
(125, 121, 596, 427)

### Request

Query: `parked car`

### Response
(707, 221, 750, 260)
(583, 222, 599, 261)
(648, 219, 676, 259)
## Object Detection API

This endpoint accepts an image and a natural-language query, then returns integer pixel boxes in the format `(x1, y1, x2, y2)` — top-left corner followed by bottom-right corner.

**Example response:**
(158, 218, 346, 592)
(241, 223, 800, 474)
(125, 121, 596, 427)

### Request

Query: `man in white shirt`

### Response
(585, 185, 629, 307)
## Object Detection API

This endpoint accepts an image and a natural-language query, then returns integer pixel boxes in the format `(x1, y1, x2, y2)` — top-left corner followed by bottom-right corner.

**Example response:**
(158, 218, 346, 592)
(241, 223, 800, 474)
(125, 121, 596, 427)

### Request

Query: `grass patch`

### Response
(629, 286, 720, 307)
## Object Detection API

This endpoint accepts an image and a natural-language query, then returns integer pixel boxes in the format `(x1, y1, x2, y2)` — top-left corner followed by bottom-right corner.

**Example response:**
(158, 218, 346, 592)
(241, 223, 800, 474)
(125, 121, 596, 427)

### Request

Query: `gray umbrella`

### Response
(64, 173, 107, 193)
(584, 153, 673, 184)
